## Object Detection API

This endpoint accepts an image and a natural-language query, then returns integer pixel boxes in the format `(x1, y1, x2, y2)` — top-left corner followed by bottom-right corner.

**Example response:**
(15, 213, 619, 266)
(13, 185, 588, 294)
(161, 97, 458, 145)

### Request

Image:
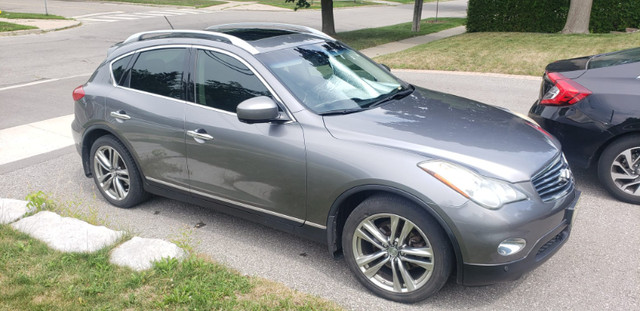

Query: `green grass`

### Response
(0, 193, 343, 310)
(0, 21, 37, 32)
(375, 31, 640, 76)
(233, 0, 373, 10)
(0, 11, 68, 20)
(336, 17, 466, 50)
(383, 0, 442, 4)
(98, 0, 225, 8)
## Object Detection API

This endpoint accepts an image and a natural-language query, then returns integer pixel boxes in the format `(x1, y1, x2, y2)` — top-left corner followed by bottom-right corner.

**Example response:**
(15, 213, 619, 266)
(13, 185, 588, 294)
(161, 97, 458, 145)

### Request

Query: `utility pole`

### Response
(44, 0, 49, 15)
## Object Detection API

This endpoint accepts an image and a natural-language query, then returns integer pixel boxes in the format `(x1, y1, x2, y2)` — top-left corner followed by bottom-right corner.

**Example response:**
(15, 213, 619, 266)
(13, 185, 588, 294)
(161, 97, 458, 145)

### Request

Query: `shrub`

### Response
(590, 0, 640, 33)
(467, 0, 569, 33)
(467, 0, 640, 33)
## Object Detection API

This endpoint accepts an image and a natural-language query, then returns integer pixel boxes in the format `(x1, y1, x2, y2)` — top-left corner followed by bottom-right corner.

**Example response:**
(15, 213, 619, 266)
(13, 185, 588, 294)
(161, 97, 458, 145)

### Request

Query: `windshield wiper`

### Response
(318, 108, 363, 116)
(363, 85, 415, 109)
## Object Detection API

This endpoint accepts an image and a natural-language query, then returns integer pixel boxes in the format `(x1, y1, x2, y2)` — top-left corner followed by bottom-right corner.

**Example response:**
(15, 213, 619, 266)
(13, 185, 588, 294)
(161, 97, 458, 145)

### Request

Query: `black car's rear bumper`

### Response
(460, 190, 580, 286)
(529, 100, 612, 169)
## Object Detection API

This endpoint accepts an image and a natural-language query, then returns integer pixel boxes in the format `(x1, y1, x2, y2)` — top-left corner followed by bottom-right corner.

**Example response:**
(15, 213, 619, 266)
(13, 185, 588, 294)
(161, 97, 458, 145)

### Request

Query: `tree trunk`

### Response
(561, 0, 593, 34)
(412, 0, 424, 32)
(321, 0, 336, 36)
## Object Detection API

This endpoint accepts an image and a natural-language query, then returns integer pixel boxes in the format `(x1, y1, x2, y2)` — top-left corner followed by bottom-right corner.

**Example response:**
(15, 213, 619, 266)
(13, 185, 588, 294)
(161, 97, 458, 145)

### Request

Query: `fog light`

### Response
(498, 238, 526, 256)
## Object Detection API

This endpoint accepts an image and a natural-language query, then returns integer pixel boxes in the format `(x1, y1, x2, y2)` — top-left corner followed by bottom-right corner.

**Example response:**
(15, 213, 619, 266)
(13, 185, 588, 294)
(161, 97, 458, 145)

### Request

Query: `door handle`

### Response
(110, 110, 131, 121)
(187, 129, 214, 143)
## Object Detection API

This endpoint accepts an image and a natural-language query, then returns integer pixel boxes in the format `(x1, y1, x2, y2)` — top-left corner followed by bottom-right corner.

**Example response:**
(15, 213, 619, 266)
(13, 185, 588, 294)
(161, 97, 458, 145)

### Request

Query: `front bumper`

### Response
(460, 190, 580, 286)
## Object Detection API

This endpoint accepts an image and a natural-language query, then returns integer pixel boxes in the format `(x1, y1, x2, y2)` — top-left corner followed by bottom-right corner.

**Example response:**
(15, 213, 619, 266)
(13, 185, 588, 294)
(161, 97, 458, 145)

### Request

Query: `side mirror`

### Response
(237, 96, 282, 124)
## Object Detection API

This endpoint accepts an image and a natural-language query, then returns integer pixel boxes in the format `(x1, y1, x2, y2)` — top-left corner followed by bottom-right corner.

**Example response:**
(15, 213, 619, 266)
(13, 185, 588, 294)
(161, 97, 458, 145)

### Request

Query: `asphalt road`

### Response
(0, 1, 638, 310)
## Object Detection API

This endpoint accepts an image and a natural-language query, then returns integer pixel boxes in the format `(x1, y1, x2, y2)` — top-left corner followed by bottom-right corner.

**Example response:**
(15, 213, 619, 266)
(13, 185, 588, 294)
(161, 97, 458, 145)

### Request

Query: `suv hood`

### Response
(322, 87, 560, 182)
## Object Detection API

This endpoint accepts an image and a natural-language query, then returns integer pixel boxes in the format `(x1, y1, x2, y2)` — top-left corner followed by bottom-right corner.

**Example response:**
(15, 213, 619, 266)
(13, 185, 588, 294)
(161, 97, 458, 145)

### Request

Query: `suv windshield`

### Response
(257, 41, 405, 114)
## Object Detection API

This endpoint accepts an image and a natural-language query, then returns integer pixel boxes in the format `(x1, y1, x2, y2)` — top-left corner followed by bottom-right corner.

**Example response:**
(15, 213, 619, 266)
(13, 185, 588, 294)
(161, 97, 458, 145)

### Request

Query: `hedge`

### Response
(467, 0, 640, 33)
(591, 0, 640, 33)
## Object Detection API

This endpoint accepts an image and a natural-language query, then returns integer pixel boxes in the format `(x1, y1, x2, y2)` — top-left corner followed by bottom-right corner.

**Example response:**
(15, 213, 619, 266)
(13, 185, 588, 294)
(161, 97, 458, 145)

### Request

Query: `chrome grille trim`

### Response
(532, 155, 574, 202)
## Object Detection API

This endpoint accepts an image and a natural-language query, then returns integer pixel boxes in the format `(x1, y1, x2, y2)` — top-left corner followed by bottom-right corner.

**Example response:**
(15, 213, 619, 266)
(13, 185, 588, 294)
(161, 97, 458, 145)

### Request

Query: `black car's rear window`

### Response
(588, 47, 640, 69)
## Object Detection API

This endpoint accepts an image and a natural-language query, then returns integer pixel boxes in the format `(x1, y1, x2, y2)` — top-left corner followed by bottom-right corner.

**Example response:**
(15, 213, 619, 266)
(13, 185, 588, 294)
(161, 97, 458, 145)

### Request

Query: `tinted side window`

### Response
(195, 49, 270, 113)
(130, 49, 187, 100)
(111, 55, 132, 86)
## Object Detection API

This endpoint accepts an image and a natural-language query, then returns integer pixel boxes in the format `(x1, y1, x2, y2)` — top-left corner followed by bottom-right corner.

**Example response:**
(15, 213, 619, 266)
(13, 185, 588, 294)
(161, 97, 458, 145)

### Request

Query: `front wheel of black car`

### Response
(598, 135, 640, 204)
(90, 135, 148, 208)
(342, 195, 452, 303)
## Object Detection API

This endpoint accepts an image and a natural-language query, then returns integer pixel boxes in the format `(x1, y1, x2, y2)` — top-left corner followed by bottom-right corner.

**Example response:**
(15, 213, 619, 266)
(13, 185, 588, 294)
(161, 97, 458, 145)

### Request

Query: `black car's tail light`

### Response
(72, 85, 85, 101)
(540, 72, 592, 106)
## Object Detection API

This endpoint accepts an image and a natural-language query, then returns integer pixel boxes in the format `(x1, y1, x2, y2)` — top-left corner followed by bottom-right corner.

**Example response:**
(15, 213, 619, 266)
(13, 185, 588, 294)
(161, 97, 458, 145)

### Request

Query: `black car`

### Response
(529, 47, 640, 204)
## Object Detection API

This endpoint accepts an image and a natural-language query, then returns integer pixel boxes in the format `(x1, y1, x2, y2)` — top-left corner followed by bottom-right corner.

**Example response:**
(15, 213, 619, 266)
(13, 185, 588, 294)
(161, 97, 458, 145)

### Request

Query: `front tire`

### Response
(342, 195, 452, 303)
(598, 135, 640, 204)
(89, 135, 148, 208)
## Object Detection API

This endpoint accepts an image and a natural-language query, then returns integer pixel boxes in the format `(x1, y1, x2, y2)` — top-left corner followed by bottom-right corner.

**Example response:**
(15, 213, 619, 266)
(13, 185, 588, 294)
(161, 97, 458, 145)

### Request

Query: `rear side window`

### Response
(130, 48, 187, 100)
(588, 47, 640, 69)
(195, 49, 270, 113)
(111, 54, 132, 86)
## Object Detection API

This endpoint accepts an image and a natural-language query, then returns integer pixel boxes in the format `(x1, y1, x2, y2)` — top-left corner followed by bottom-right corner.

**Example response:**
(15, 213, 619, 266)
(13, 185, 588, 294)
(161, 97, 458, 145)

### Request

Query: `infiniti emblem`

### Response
(558, 168, 572, 185)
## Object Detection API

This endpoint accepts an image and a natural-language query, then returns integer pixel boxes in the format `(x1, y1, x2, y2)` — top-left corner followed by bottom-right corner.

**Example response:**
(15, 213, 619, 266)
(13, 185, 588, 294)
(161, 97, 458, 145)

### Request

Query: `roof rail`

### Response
(205, 23, 335, 41)
(121, 30, 259, 54)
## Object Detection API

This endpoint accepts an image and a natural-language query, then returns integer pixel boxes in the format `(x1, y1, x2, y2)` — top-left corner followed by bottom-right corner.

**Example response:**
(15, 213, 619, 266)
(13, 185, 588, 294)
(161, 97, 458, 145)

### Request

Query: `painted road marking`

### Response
(0, 115, 75, 166)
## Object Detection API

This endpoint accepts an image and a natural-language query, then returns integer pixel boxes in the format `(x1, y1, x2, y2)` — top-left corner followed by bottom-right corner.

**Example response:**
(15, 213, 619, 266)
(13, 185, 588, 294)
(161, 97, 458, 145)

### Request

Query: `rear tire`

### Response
(89, 135, 148, 208)
(597, 135, 640, 204)
(342, 194, 452, 303)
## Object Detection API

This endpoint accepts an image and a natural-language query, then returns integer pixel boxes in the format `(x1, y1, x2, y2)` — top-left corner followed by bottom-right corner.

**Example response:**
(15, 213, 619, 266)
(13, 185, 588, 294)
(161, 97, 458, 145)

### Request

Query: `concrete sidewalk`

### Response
(360, 25, 467, 58)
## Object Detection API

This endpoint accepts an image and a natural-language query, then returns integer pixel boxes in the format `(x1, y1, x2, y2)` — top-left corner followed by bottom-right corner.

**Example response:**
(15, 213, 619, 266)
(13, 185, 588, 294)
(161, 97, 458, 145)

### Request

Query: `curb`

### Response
(392, 69, 542, 81)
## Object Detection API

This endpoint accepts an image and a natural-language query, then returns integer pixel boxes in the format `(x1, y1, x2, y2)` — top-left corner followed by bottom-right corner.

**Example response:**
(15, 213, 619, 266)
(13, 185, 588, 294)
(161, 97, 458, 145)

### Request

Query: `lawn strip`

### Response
(375, 32, 640, 76)
(232, 0, 373, 10)
(337, 17, 467, 50)
(0, 21, 37, 32)
(98, 0, 225, 8)
(0, 224, 343, 310)
(0, 11, 68, 20)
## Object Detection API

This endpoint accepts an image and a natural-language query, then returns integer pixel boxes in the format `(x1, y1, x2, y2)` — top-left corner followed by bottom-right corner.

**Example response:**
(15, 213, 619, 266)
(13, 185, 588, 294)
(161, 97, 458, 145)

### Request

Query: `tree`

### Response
(561, 0, 593, 34)
(320, 0, 336, 36)
(412, 0, 424, 32)
(286, 0, 336, 36)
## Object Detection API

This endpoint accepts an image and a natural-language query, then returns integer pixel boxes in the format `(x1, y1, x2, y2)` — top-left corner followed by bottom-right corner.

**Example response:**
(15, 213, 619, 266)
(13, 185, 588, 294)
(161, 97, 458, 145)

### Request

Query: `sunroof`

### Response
(216, 28, 297, 41)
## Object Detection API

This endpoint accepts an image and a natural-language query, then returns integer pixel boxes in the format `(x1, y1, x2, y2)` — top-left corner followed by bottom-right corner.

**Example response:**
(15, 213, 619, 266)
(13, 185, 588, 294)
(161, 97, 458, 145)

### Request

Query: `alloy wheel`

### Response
(351, 213, 434, 293)
(93, 145, 130, 201)
(609, 147, 640, 196)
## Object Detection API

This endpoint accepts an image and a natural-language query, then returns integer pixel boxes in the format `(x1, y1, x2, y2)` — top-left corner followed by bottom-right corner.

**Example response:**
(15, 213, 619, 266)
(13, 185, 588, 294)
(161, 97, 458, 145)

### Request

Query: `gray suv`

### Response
(71, 23, 580, 302)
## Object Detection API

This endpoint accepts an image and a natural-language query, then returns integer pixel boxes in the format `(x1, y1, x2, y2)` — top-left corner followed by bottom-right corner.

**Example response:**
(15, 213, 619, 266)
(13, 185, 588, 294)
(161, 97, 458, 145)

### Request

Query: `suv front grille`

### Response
(532, 155, 574, 202)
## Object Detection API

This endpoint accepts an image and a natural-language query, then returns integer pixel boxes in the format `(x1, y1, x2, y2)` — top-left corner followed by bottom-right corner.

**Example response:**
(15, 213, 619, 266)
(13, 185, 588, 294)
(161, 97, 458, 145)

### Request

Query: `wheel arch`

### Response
(591, 131, 640, 168)
(81, 125, 143, 179)
(326, 185, 464, 282)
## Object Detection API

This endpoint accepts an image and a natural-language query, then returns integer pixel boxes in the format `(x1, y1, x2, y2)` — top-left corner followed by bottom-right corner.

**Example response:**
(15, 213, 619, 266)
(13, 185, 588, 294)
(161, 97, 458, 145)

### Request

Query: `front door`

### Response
(185, 48, 307, 222)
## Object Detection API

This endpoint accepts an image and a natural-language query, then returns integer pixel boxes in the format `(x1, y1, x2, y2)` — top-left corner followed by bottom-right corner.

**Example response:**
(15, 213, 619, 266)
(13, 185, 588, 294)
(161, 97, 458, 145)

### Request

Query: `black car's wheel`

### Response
(342, 195, 452, 303)
(90, 135, 148, 208)
(598, 135, 640, 204)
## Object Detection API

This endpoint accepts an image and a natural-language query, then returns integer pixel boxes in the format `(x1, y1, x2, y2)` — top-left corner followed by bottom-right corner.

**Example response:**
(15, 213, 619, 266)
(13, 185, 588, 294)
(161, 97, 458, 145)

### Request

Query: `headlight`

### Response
(418, 160, 527, 209)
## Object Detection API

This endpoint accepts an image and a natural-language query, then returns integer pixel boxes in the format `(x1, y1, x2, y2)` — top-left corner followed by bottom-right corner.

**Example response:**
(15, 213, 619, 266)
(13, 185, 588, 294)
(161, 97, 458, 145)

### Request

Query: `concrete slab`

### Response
(11, 211, 124, 253)
(0, 198, 33, 224)
(110, 236, 186, 271)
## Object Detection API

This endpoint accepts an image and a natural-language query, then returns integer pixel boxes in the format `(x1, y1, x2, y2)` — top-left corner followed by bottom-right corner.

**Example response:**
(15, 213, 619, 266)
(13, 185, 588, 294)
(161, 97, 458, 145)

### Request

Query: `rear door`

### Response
(106, 47, 189, 188)
(184, 47, 307, 223)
